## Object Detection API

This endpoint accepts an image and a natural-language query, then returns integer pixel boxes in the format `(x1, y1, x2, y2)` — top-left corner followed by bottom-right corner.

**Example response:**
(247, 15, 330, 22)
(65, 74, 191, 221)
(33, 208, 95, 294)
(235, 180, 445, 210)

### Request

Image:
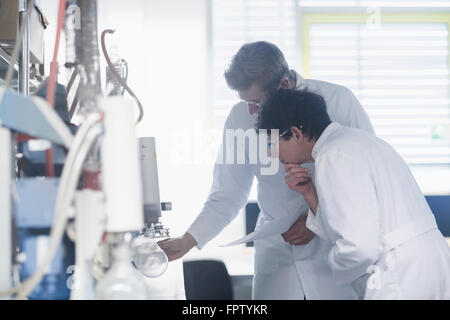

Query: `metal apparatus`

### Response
(0, 0, 183, 300)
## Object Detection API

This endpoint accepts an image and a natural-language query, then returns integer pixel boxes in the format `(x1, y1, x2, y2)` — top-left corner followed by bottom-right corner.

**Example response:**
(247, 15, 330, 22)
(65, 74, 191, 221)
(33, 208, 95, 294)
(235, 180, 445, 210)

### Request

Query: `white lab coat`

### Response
(187, 71, 375, 299)
(306, 122, 450, 299)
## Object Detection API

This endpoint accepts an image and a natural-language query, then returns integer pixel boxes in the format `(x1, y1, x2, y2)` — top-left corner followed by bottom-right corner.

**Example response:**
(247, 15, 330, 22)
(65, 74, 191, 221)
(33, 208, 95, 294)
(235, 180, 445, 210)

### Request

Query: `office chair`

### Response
(183, 259, 234, 300)
(425, 195, 450, 237)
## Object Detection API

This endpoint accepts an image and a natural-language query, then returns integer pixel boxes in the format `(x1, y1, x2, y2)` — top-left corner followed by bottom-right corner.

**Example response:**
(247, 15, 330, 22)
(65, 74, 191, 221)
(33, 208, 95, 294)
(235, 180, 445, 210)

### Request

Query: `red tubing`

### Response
(45, 0, 67, 177)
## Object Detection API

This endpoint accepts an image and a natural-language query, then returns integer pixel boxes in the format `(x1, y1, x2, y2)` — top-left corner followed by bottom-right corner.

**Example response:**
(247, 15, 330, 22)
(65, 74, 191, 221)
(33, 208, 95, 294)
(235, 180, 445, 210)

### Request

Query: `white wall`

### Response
(97, 0, 217, 237)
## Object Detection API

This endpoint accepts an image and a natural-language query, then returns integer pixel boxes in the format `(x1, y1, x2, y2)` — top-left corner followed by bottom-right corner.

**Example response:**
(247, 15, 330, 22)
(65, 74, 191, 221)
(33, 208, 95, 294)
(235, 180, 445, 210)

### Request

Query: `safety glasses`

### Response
(267, 125, 303, 154)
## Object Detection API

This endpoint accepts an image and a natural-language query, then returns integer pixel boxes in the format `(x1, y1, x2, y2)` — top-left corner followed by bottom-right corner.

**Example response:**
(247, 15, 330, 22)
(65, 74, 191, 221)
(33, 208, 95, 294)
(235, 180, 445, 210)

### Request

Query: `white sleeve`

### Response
(315, 152, 382, 287)
(187, 115, 254, 249)
(305, 207, 328, 240)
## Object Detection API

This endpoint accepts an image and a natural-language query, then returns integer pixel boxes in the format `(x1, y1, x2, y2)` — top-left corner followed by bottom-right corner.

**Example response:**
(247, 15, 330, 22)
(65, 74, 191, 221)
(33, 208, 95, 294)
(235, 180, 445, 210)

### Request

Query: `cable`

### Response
(16, 119, 102, 299)
(66, 68, 79, 98)
(13, 115, 100, 298)
(68, 85, 81, 121)
(100, 29, 144, 124)
(17, 125, 102, 299)
(0, 113, 102, 299)
(4, 0, 36, 88)
(121, 59, 128, 96)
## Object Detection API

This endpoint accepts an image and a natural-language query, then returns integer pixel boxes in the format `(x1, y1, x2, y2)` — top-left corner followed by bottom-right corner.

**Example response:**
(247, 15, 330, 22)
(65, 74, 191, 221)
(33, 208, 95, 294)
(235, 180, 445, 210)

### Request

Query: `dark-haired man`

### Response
(159, 41, 374, 299)
(256, 89, 450, 299)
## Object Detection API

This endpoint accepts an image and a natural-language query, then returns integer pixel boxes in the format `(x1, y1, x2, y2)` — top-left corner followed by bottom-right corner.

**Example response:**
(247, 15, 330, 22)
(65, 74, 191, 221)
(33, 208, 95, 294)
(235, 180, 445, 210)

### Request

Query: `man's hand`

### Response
(158, 232, 197, 262)
(281, 214, 315, 246)
(284, 164, 314, 197)
(284, 164, 319, 214)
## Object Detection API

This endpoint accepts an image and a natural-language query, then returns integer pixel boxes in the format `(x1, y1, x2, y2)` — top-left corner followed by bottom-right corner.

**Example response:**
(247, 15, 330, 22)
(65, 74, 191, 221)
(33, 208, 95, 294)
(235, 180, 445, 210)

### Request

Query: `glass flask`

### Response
(132, 226, 169, 278)
(95, 243, 147, 300)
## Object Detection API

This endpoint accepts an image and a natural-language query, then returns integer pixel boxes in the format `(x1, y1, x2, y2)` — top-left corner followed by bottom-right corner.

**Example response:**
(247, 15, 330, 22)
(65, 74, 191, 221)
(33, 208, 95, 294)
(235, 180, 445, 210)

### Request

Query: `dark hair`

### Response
(224, 41, 290, 92)
(256, 89, 331, 141)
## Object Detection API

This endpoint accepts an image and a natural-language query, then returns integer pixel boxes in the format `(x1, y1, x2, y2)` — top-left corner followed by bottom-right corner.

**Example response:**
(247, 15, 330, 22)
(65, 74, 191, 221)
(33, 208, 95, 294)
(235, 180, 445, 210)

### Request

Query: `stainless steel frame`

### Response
(18, 0, 30, 96)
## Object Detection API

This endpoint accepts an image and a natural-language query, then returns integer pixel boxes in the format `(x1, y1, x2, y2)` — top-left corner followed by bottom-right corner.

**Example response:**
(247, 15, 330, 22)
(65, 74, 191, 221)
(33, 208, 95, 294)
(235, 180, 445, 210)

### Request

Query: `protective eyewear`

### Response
(268, 125, 304, 152)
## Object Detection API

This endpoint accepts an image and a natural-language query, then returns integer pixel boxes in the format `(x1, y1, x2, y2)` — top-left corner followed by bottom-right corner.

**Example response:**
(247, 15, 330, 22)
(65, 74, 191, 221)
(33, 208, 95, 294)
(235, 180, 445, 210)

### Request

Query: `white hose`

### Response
(0, 113, 102, 299)
(17, 125, 103, 299)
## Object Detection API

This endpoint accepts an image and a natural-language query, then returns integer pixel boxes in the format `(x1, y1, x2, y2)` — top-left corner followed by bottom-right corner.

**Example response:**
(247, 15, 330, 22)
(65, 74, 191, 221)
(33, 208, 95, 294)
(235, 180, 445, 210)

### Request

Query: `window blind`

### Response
(309, 22, 450, 165)
(211, 0, 298, 125)
(298, 0, 450, 8)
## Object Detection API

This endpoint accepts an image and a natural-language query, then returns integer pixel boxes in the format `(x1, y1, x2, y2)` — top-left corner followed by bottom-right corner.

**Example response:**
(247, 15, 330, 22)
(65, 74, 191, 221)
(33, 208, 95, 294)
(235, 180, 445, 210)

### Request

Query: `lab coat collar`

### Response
(291, 70, 307, 91)
(311, 122, 341, 160)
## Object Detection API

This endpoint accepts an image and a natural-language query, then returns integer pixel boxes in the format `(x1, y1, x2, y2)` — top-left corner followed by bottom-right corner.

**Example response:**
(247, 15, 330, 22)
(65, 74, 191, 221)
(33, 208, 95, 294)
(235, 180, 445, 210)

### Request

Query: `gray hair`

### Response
(224, 41, 290, 92)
